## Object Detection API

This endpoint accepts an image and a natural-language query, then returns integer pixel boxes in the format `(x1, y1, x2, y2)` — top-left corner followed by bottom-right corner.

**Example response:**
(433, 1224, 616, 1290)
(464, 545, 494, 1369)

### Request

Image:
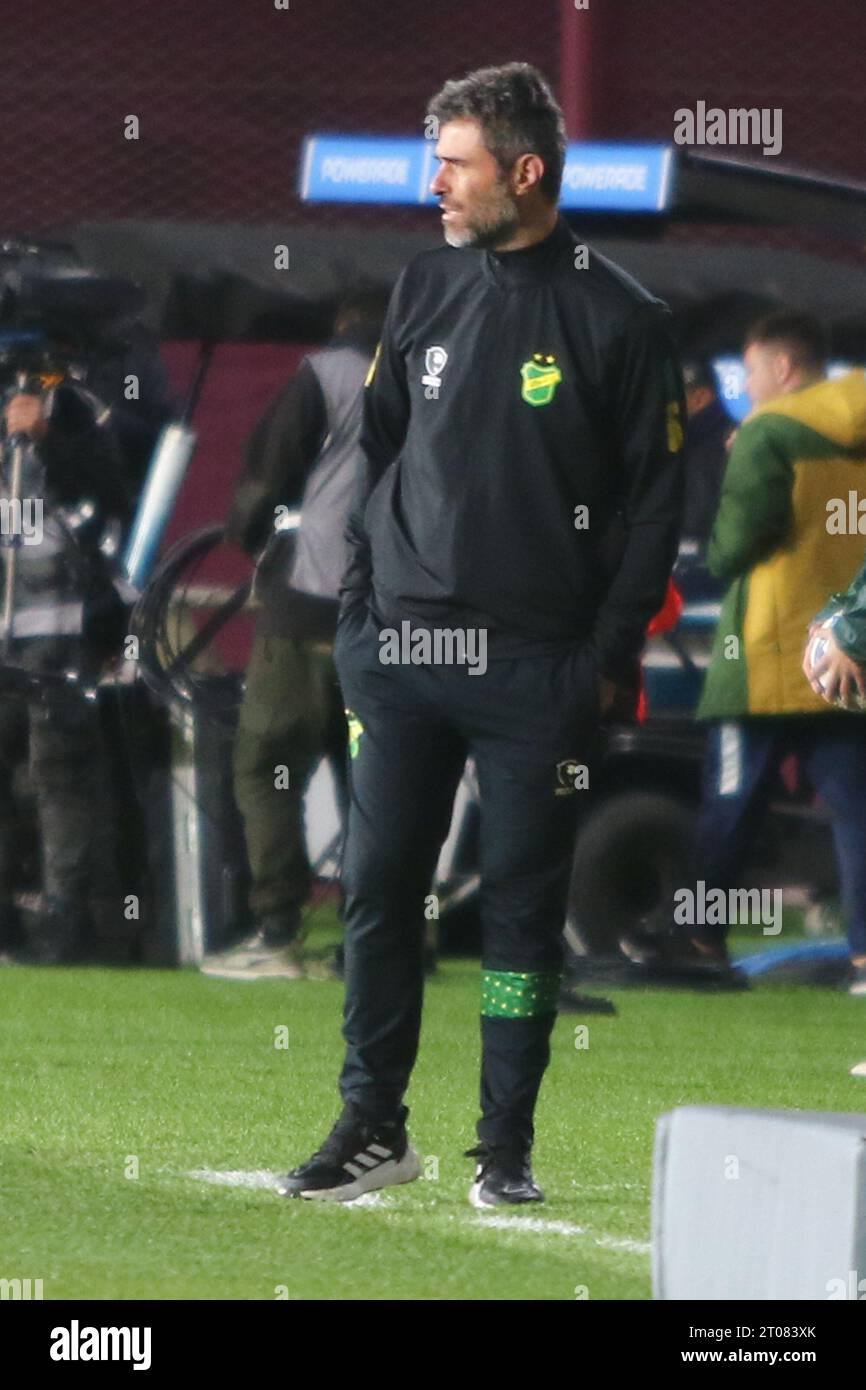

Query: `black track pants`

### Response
(332, 599, 600, 1150)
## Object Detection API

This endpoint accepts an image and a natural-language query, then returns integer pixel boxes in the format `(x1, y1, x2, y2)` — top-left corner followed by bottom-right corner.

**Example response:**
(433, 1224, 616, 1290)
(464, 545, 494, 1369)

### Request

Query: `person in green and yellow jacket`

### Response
(673, 312, 866, 992)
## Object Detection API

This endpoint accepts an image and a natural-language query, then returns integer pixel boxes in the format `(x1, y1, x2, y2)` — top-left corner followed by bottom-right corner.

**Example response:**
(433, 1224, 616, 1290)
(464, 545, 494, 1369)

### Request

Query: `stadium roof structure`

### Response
(676, 150, 866, 243)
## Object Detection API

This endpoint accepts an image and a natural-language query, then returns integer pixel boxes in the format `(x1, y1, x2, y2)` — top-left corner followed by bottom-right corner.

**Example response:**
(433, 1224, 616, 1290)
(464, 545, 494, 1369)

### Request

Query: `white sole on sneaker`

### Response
(298, 1146, 423, 1202)
(468, 1172, 545, 1209)
(468, 1178, 493, 1210)
(199, 961, 304, 981)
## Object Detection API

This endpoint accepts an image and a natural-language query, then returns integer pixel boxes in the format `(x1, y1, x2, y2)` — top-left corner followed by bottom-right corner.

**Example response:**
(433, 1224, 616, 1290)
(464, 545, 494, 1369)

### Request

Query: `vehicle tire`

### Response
(565, 791, 694, 957)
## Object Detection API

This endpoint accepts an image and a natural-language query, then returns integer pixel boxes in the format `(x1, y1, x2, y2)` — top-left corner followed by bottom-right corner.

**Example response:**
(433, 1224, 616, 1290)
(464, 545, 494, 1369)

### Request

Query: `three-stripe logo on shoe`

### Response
(342, 1142, 393, 1179)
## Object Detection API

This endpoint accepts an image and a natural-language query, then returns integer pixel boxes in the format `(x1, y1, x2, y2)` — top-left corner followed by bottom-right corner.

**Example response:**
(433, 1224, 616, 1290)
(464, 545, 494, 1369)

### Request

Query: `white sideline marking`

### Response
(341, 1191, 394, 1207)
(184, 1170, 648, 1249)
(595, 1234, 651, 1255)
(188, 1168, 282, 1190)
(475, 1213, 649, 1254)
(569, 1180, 643, 1193)
(186, 1169, 393, 1206)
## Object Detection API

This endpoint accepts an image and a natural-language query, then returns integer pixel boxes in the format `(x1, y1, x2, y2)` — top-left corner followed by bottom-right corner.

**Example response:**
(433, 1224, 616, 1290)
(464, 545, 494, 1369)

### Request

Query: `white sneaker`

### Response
(848, 964, 866, 996)
(200, 929, 304, 980)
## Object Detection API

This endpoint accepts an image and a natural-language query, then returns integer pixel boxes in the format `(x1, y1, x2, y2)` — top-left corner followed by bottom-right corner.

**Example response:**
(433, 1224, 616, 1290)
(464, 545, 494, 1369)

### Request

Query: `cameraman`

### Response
(0, 373, 132, 962)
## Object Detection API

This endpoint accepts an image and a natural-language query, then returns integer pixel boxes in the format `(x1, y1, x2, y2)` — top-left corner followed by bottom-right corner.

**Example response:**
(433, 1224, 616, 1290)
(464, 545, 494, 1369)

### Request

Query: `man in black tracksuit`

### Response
(280, 63, 684, 1207)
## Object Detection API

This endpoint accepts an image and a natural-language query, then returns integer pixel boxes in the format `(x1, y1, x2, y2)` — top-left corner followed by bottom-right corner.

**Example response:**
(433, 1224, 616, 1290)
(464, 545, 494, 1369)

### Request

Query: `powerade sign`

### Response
(559, 143, 673, 212)
(301, 137, 434, 205)
(300, 136, 674, 213)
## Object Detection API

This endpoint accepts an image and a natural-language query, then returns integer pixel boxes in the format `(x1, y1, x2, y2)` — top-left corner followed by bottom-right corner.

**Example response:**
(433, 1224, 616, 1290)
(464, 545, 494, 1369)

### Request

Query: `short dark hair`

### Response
(745, 311, 828, 373)
(427, 62, 566, 202)
(336, 284, 390, 330)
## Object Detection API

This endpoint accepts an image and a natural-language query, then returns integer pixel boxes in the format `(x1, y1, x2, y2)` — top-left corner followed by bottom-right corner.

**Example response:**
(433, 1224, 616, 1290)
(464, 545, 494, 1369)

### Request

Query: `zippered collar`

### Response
(482, 214, 576, 289)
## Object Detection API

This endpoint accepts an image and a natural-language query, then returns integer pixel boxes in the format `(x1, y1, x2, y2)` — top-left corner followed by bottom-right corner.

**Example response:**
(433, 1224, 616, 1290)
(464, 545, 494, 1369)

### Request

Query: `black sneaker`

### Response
(628, 934, 749, 990)
(277, 1104, 421, 1201)
(465, 1143, 544, 1208)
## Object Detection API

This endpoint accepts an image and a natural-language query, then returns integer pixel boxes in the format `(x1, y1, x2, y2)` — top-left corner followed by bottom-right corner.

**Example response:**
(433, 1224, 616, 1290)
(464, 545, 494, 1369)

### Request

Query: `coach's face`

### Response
(429, 118, 520, 249)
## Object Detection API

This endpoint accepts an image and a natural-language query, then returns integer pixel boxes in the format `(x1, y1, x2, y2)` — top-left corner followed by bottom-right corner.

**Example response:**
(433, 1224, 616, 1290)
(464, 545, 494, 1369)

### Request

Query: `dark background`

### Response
(2, 0, 864, 552)
(3, 0, 865, 226)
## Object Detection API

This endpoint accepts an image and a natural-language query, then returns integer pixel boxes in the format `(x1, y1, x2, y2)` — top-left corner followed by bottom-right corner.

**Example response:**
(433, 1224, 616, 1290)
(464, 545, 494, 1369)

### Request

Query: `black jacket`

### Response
(681, 396, 732, 547)
(343, 214, 685, 681)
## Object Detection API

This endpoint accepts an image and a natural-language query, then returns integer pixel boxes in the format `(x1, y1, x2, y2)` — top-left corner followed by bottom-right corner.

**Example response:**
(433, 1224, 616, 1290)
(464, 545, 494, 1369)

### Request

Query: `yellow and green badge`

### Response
(345, 709, 365, 760)
(520, 353, 562, 406)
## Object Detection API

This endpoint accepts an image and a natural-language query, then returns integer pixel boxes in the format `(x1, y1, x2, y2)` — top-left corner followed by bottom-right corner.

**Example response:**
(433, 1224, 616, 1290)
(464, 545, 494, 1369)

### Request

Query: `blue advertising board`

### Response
(300, 135, 674, 213)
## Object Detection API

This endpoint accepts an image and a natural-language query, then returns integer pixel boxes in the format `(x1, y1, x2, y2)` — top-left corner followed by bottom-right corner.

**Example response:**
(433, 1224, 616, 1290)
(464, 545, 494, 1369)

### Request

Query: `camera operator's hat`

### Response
(681, 355, 717, 392)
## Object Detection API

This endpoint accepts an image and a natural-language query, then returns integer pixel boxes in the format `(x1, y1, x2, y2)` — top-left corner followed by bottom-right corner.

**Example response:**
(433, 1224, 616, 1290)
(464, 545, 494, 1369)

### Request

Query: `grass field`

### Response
(2, 909, 865, 1301)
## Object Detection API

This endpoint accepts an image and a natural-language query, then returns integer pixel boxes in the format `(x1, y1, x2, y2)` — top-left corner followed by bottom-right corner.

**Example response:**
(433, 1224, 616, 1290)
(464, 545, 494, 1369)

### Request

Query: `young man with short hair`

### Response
(678, 312, 866, 988)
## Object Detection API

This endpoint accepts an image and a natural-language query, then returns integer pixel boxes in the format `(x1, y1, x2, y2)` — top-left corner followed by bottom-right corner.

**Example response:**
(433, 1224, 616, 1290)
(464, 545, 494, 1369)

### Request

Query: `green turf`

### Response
(2, 911, 865, 1301)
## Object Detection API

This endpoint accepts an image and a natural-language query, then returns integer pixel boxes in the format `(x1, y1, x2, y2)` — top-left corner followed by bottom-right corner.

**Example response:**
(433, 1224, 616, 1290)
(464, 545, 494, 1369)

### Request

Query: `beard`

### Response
(442, 178, 520, 249)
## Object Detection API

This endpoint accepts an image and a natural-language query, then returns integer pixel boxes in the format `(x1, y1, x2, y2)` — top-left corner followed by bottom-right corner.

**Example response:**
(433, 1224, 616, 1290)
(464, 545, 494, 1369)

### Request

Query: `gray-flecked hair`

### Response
(427, 62, 566, 202)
